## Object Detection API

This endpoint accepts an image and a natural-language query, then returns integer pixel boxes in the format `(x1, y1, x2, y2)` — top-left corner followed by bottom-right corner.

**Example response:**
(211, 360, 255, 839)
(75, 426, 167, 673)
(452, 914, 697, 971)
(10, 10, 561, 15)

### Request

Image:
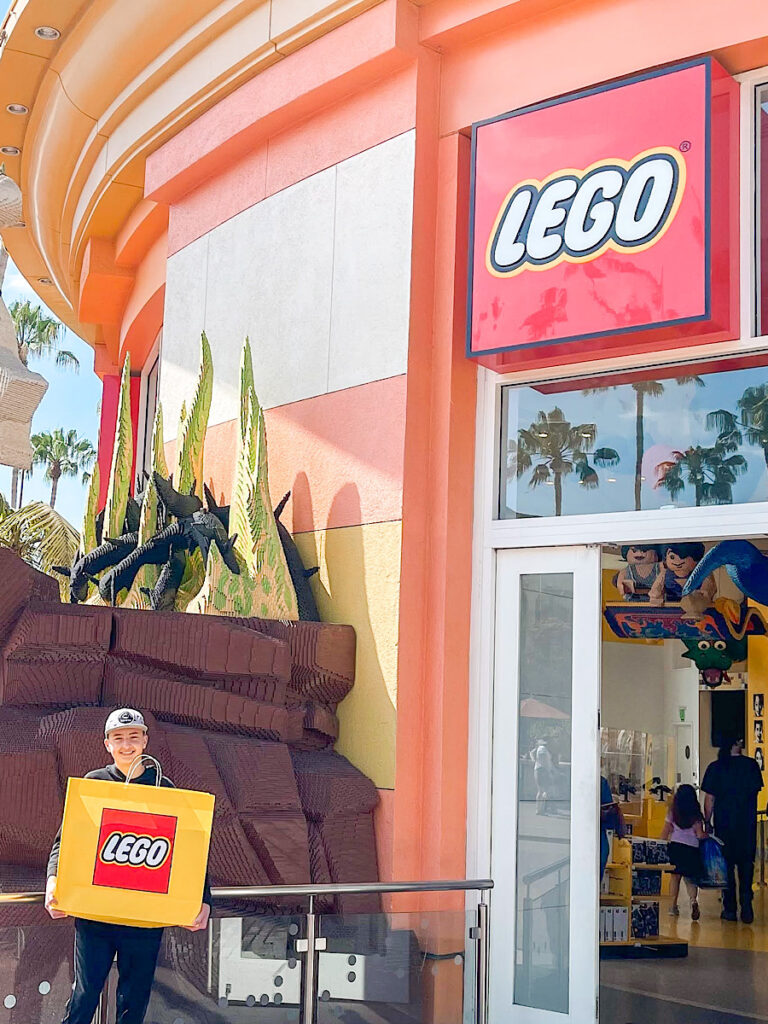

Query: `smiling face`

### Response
(626, 546, 659, 565)
(666, 550, 697, 575)
(105, 727, 148, 775)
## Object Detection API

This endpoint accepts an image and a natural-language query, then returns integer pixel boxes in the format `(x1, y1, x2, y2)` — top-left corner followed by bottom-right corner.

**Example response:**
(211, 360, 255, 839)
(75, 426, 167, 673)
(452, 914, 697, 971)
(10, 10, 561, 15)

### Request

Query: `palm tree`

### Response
(657, 436, 747, 506)
(584, 377, 703, 511)
(29, 429, 96, 509)
(509, 407, 619, 515)
(10, 300, 79, 370)
(8, 301, 80, 508)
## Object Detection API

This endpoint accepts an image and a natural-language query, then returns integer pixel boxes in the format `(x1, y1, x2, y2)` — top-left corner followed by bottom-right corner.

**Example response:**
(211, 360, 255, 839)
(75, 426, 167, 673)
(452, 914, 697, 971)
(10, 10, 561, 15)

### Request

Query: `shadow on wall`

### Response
(292, 473, 399, 790)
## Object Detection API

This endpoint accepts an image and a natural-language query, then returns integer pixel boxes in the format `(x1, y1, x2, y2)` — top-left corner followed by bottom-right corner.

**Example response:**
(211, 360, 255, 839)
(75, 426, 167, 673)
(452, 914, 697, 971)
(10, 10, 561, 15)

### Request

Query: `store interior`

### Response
(598, 538, 768, 1024)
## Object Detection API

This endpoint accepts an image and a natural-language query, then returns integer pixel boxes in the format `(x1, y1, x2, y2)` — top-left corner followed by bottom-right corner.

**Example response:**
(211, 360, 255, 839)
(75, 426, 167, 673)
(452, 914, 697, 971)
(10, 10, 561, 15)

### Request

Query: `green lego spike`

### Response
(80, 464, 100, 557)
(174, 332, 212, 499)
(103, 354, 133, 542)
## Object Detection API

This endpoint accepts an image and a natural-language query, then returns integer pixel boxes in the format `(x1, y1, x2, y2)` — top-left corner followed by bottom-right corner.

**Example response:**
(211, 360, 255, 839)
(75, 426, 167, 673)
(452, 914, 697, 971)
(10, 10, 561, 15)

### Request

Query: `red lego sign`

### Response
(93, 807, 177, 894)
(467, 59, 739, 372)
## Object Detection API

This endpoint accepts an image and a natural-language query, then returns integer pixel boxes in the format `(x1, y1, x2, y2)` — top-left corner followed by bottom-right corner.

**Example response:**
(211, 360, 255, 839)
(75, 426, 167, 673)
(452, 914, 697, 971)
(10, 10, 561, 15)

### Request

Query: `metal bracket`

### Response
(295, 937, 327, 952)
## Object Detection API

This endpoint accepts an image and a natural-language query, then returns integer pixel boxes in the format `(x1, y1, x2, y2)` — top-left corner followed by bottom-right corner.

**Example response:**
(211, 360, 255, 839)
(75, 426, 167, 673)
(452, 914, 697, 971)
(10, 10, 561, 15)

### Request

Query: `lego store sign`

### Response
(467, 59, 739, 373)
(93, 807, 177, 894)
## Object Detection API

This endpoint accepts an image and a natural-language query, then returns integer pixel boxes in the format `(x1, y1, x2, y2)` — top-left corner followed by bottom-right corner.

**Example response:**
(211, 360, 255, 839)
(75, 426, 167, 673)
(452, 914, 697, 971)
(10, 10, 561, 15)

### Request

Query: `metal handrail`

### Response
(0, 878, 493, 903)
(4, 879, 493, 1024)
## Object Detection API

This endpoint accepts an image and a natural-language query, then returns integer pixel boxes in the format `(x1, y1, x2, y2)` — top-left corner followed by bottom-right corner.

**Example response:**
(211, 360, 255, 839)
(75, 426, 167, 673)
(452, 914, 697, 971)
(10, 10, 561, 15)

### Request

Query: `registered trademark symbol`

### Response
(679, 140, 691, 152)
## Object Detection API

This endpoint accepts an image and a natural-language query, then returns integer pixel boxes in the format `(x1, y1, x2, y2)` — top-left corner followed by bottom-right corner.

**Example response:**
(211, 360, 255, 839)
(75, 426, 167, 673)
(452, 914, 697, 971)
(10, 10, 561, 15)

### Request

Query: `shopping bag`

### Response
(54, 757, 215, 928)
(698, 836, 728, 889)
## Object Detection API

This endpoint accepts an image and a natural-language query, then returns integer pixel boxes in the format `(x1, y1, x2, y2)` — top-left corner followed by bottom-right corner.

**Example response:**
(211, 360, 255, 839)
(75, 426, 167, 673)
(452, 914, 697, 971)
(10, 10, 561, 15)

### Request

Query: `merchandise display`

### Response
(632, 901, 661, 940)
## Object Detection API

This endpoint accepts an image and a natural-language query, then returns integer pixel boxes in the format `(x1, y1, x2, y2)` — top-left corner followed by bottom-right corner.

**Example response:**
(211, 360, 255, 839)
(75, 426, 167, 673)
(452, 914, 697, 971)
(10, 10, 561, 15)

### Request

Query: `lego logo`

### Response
(486, 147, 686, 277)
(99, 832, 171, 869)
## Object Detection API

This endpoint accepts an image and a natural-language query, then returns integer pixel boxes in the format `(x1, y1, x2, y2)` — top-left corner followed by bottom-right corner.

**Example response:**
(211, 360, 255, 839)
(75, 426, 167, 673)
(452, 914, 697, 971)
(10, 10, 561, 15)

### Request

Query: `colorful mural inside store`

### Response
(603, 539, 768, 686)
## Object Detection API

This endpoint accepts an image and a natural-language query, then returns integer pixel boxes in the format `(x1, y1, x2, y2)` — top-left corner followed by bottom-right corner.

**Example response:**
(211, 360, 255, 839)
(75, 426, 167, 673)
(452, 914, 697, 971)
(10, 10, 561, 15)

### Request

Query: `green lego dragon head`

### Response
(681, 635, 747, 688)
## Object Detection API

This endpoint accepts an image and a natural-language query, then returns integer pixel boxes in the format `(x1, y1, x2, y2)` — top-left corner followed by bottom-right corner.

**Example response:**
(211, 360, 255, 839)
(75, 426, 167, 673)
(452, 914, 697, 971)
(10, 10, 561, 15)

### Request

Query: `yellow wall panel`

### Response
(295, 520, 401, 789)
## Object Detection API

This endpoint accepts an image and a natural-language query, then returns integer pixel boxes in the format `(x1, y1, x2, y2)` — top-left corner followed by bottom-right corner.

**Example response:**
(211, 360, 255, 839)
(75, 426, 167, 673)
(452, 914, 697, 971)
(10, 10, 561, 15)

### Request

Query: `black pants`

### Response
(723, 853, 755, 914)
(62, 919, 163, 1024)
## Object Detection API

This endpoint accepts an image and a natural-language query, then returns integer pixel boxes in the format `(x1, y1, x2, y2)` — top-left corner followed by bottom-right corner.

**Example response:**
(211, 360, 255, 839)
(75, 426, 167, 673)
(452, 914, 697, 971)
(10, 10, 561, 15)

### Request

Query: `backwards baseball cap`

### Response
(104, 708, 147, 736)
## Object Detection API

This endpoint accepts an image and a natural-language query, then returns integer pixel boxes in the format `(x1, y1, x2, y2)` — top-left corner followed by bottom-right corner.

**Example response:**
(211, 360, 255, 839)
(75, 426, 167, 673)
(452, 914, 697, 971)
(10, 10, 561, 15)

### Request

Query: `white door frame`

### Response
(466, 365, 768, 891)
(489, 546, 602, 1024)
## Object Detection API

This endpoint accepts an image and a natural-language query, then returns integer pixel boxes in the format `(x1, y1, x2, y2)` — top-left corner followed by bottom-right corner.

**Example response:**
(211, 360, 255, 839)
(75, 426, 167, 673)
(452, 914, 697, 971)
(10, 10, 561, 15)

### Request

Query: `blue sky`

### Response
(0, 260, 101, 526)
(0, 1, 100, 527)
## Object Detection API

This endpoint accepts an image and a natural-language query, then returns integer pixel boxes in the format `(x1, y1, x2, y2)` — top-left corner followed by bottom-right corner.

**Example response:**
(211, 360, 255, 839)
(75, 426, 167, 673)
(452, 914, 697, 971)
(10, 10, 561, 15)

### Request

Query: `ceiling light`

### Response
(6, 103, 28, 115)
(34, 26, 60, 40)
(38, 277, 52, 285)
(607, 477, 617, 483)
(0, 145, 19, 156)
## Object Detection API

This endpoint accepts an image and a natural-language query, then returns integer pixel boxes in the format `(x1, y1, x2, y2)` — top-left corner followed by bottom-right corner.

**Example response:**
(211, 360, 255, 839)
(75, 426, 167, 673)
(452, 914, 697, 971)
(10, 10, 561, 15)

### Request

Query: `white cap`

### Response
(104, 708, 147, 736)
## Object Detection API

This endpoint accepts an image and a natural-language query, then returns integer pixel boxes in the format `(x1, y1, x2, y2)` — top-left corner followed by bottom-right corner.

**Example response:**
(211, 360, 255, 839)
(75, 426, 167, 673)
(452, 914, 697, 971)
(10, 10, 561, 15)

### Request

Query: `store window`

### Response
(499, 362, 768, 518)
(758, 83, 768, 336)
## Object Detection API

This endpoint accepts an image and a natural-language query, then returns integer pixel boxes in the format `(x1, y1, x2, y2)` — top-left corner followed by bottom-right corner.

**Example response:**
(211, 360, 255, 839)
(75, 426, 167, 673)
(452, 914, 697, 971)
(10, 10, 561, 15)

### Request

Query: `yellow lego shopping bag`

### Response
(54, 765, 214, 928)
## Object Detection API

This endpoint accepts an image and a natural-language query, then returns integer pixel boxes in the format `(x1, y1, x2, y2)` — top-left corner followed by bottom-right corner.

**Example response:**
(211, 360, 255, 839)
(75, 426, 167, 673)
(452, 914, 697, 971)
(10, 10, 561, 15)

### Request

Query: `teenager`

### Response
(45, 708, 212, 1024)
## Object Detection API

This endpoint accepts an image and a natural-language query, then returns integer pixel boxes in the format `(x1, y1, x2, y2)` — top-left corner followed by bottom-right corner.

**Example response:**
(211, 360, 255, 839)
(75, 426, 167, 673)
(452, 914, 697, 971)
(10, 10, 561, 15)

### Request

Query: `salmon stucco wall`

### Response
(158, 130, 416, 800)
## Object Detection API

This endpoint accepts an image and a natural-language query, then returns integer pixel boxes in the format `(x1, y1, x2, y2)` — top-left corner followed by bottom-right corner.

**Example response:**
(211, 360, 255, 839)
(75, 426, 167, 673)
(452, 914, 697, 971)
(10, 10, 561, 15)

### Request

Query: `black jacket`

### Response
(47, 764, 212, 907)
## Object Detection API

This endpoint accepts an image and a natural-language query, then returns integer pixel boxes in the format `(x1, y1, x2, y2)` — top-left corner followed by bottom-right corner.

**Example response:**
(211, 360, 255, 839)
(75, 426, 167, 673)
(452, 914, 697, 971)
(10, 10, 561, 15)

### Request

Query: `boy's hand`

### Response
(185, 903, 210, 932)
(45, 876, 68, 919)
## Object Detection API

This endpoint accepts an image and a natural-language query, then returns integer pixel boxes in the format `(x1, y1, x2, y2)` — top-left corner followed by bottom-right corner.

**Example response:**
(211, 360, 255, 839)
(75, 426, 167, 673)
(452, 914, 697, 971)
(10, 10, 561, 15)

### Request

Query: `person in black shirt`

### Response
(701, 736, 763, 924)
(45, 708, 212, 1024)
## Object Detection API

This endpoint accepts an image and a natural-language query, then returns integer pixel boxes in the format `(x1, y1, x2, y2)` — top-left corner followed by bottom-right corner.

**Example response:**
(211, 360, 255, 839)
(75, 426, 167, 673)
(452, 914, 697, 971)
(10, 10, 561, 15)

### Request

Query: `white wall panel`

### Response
(159, 234, 208, 438)
(160, 130, 415, 439)
(328, 131, 415, 392)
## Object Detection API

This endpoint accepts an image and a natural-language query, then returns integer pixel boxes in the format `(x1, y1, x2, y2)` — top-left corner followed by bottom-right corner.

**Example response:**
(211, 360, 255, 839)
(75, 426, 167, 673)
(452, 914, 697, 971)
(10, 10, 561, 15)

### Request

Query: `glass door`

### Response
(490, 546, 601, 1024)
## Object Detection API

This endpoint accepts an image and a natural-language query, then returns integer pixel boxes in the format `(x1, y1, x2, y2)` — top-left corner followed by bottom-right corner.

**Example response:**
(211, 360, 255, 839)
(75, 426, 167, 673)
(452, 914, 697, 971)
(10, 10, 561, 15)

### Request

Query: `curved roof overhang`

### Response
(0, 0, 383, 365)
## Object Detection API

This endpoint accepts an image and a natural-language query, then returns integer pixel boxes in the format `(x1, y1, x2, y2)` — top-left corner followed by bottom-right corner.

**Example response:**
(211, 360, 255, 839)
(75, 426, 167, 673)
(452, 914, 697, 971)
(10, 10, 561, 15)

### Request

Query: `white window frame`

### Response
(466, 64, 768, 881)
(136, 329, 162, 484)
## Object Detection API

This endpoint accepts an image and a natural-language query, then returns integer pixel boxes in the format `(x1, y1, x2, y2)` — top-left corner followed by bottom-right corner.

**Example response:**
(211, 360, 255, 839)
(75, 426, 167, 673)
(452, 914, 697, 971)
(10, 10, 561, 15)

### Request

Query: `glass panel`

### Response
(144, 913, 306, 1023)
(514, 573, 573, 1013)
(500, 361, 768, 518)
(316, 908, 473, 1023)
(0, 921, 75, 1023)
(757, 84, 768, 337)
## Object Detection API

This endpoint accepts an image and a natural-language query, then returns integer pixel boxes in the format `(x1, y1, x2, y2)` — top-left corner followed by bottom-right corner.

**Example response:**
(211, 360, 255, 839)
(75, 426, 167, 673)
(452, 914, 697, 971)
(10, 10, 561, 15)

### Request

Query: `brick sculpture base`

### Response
(0, 550, 379, 920)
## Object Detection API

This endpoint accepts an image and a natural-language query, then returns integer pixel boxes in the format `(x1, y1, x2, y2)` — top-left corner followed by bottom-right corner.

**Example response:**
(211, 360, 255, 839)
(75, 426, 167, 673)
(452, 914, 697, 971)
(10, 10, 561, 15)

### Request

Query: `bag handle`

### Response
(125, 754, 164, 787)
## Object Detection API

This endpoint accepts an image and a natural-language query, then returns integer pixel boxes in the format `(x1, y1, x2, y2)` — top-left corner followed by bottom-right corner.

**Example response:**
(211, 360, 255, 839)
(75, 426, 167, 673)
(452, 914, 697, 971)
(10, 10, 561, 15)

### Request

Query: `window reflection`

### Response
(515, 574, 573, 1013)
(500, 363, 768, 518)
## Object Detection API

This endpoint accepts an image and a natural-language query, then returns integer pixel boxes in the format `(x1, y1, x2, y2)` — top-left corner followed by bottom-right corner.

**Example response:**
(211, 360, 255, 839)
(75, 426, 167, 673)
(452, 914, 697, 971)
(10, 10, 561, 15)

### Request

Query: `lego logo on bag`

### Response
(486, 148, 686, 277)
(93, 808, 177, 894)
(100, 833, 171, 869)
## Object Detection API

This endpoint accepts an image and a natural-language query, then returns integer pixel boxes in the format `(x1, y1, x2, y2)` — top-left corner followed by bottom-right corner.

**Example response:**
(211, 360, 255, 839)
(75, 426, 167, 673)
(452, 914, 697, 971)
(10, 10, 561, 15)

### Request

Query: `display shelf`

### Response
(600, 834, 687, 958)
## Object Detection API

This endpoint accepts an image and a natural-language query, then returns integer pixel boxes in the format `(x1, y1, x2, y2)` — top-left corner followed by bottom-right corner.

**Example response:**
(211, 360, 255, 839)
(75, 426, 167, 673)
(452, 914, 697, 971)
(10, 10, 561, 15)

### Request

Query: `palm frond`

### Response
(55, 350, 80, 372)
(0, 502, 79, 599)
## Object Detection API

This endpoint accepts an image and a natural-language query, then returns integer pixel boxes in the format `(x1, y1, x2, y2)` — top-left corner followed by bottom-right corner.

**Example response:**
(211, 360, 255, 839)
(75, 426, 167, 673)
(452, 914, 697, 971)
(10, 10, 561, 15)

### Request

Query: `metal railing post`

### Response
(298, 894, 326, 1024)
(475, 898, 489, 1024)
(92, 982, 109, 1024)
